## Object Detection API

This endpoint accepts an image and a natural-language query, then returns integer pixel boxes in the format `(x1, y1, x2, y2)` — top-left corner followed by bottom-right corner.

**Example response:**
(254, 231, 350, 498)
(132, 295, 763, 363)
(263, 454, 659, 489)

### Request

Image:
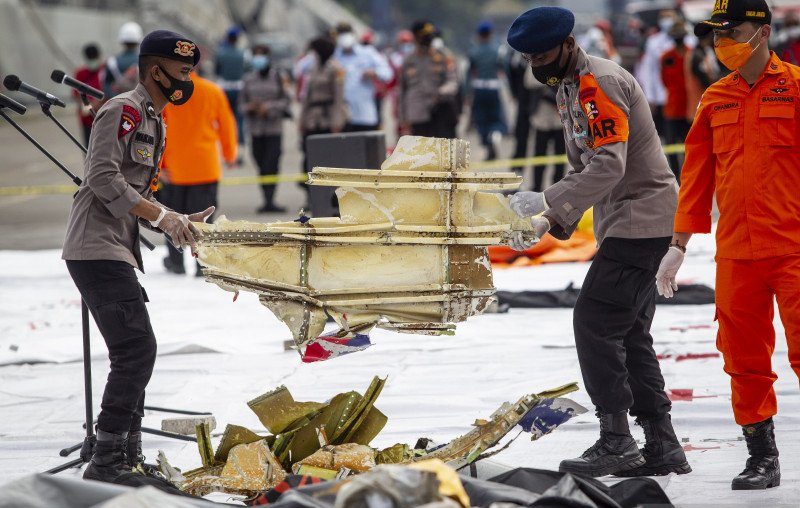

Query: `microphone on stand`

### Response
(51, 70, 105, 100)
(3, 75, 66, 108)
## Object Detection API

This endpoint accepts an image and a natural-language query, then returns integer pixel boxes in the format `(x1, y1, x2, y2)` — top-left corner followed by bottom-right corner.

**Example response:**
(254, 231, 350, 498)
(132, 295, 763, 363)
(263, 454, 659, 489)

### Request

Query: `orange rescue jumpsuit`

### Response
(161, 73, 238, 184)
(675, 52, 800, 425)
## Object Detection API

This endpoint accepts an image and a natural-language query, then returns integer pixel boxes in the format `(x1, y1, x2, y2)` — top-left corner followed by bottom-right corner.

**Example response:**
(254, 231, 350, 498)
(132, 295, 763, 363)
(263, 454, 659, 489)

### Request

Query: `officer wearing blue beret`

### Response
(63, 29, 212, 487)
(505, 7, 687, 479)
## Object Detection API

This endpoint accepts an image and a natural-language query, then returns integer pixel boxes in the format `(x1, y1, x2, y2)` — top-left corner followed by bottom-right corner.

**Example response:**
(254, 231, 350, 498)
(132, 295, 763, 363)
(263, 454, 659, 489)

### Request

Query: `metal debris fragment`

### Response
(194, 136, 533, 361)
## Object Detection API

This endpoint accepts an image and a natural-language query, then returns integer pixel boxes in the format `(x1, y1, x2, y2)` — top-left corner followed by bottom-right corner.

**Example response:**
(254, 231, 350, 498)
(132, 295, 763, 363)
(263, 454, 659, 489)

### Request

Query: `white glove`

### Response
(187, 206, 215, 224)
(509, 191, 547, 218)
(655, 246, 685, 298)
(158, 211, 196, 249)
(509, 216, 551, 251)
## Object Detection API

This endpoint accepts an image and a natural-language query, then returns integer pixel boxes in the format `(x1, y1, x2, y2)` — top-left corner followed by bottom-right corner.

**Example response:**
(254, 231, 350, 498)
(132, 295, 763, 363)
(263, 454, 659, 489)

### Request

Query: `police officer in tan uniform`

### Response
(242, 42, 292, 213)
(299, 36, 347, 185)
(506, 7, 688, 478)
(62, 30, 212, 485)
(397, 21, 459, 138)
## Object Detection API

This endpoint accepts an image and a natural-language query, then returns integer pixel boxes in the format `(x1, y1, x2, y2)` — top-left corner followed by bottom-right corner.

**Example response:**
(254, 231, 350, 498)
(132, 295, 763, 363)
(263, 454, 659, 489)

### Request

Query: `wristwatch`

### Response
(670, 242, 687, 254)
(149, 207, 166, 228)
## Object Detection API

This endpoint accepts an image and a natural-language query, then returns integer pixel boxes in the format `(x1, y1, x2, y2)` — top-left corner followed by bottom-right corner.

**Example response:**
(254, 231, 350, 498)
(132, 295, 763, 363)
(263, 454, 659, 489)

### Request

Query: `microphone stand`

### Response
(0, 100, 206, 475)
(40, 102, 87, 155)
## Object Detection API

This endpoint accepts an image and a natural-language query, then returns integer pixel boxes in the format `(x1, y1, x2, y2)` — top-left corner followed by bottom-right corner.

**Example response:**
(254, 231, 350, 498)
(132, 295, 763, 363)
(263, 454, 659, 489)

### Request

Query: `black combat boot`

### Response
(127, 430, 161, 476)
(83, 430, 139, 484)
(731, 418, 780, 490)
(559, 411, 645, 477)
(615, 414, 691, 476)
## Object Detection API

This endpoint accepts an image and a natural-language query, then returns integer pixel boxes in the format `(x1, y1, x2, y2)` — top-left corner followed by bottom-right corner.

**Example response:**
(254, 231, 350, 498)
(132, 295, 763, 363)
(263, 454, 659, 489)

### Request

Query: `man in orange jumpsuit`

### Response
(656, 0, 797, 490)
(160, 71, 237, 275)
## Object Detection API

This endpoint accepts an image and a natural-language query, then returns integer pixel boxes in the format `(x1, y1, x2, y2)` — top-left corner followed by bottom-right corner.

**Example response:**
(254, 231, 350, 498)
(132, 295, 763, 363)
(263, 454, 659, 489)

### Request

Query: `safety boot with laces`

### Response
(731, 418, 780, 490)
(615, 414, 691, 476)
(559, 411, 645, 477)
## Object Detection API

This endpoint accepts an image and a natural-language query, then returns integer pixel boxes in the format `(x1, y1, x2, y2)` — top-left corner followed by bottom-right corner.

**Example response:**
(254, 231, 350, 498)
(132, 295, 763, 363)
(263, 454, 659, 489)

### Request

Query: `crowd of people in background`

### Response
(70, 6, 800, 219)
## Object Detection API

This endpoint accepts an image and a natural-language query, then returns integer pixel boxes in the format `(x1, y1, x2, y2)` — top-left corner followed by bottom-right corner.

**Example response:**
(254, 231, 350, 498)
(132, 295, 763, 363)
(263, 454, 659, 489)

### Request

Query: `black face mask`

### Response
(532, 43, 571, 88)
(155, 66, 194, 105)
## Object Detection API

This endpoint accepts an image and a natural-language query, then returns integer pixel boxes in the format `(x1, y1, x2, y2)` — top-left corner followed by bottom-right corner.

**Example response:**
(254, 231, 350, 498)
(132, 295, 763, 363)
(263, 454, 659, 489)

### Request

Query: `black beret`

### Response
(139, 29, 201, 66)
(507, 7, 575, 54)
(411, 20, 436, 37)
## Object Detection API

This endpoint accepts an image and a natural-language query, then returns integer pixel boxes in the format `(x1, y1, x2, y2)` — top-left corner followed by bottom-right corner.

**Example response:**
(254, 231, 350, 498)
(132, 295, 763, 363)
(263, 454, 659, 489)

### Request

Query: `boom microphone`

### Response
(0, 93, 27, 115)
(51, 70, 104, 100)
(3, 75, 66, 108)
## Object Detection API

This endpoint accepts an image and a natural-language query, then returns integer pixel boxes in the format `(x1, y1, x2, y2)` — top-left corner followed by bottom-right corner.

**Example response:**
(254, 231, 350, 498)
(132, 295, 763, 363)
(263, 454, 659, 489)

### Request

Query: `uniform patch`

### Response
(135, 132, 155, 144)
(713, 101, 740, 111)
(118, 105, 141, 138)
(778, 78, 787, 85)
(136, 147, 153, 159)
(771, 87, 790, 94)
(578, 73, 629, 148)
(578, 87, 597, 101)
(583, 100, 599, 120)
(174, 41, 196, 57)
(761, 95, 794, 103)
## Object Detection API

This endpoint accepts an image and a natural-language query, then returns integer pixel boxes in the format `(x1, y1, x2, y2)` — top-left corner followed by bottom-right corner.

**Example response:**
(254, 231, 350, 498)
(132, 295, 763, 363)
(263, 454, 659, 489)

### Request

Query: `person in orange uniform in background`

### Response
(656, 0, 799, 491)
(660, 22, 690, 181)
(160, 70, 237, 275)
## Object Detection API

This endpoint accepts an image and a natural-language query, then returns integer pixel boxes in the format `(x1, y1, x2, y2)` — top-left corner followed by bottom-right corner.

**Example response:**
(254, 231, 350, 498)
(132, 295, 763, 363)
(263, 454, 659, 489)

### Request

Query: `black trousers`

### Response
(81, 123, 93, 147)
(66, 260, 156, 434)
(512, 89, 532, 160)
(664, 118, 690, 183)
(159, 182, 218, 270)
(411, 103, 457, 139)
(533, 128, 566, 192)
(251, 134, 282, 207)
(573, 237, 672, 419)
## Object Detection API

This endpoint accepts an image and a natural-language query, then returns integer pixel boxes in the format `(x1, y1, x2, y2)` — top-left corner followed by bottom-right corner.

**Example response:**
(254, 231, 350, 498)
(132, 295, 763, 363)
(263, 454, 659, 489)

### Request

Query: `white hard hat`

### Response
(118, 22, 143, 44)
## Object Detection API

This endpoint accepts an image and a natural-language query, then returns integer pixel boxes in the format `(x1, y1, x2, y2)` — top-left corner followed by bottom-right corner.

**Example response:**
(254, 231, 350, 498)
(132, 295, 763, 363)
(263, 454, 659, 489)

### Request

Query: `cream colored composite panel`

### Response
(194, 136, 534, 360)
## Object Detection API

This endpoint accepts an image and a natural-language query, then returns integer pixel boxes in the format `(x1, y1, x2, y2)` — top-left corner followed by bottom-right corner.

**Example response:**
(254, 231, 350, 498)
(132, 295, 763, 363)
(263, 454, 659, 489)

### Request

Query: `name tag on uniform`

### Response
(135, 132, 155, 145)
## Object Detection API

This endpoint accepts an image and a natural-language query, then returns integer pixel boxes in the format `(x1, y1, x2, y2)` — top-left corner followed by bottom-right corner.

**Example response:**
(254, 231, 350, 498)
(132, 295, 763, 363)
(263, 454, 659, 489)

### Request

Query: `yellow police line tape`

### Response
(0, 144, 686, 197)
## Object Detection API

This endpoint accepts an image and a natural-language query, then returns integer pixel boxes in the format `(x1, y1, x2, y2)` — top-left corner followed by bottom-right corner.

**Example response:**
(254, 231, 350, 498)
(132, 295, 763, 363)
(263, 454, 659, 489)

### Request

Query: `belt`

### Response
(472, 78, 501, 90)
(218, 79, 244, 91)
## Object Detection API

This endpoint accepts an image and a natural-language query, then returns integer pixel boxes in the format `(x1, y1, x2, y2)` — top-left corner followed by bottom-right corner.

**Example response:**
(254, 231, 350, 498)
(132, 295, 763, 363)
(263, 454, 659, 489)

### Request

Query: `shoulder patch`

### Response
(579, 74, 629, 148)
(118, 104, 141, 139)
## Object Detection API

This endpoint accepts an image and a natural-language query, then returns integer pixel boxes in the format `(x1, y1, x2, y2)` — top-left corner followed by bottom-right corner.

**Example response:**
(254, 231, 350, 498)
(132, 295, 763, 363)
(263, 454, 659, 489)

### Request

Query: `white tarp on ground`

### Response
(1, 231, 799, 506)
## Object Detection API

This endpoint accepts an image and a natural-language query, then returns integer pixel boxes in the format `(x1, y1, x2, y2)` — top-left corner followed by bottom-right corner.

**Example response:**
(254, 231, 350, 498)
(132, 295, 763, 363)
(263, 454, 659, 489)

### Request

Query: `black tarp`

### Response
(0, 467, 672, 508)
(257, 467, 672, 508)
(496, 284, 714, 309)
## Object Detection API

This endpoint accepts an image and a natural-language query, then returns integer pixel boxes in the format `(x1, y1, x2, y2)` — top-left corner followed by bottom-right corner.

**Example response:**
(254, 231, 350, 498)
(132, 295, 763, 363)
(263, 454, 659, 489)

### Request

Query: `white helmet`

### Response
(118, 22, 143, 44)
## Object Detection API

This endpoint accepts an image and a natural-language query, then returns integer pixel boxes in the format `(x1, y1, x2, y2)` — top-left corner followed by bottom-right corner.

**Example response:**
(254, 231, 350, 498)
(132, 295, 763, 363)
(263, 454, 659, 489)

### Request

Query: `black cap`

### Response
(694, 0, 771, 37)
(139, 29, 201, 66)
